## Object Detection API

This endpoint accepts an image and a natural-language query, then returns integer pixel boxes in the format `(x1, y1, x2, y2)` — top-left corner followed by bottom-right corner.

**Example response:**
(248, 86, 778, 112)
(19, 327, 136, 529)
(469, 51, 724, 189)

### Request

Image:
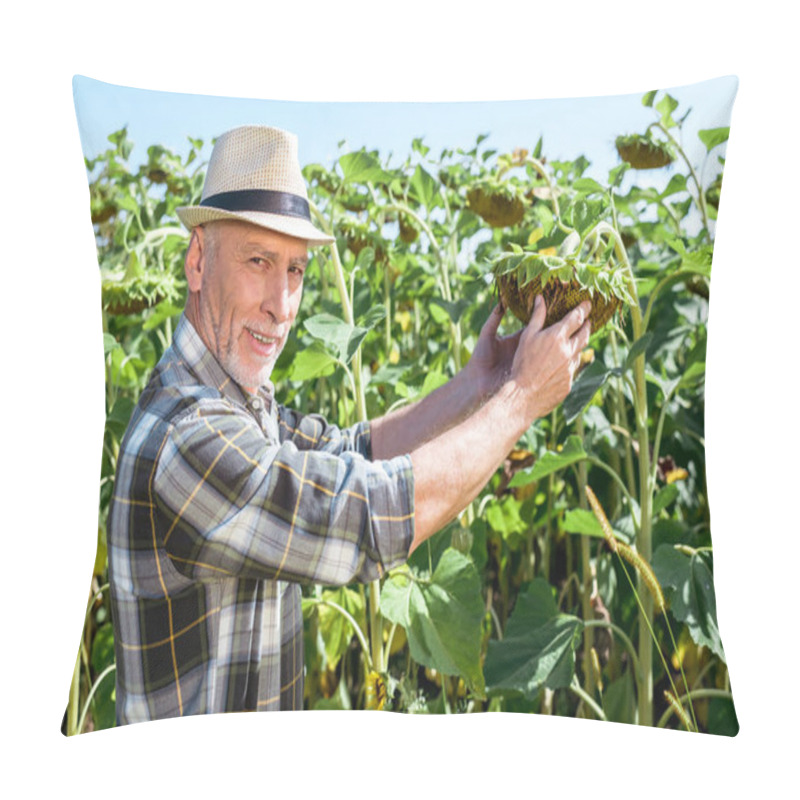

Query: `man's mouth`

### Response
(245, 327, 284, 359)
(247, 328, 279, 345)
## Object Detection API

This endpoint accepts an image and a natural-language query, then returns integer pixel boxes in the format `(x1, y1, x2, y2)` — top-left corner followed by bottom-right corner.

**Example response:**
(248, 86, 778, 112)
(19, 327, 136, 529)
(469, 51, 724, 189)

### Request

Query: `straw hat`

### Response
(176, 125, 334, 246)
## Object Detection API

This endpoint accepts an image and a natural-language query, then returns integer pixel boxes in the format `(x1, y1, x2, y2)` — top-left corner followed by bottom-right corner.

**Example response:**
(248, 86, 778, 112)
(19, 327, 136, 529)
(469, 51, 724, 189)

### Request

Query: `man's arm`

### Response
(152, 402, 414, 587)
(370, 303, 523, 460)
(401, 296, 592, 553)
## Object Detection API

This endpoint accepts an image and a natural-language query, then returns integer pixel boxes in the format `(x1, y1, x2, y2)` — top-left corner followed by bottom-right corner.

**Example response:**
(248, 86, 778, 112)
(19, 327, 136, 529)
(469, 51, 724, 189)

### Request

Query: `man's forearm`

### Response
(405, 297, 593, 553)
(370, 364, 489, 460)
(407, 379, 530, 552)
(376, 296, 592, 555)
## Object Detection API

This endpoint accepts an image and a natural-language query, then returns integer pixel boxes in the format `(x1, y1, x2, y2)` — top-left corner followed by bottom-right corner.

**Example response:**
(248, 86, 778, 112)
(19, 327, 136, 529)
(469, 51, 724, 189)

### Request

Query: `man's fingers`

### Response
(562, 300, 592, 338)
(527, 295, 547, 334)
(568, 320, 592, 382)
(570, 317, 593, 358)
(481, 302, 505, 339)
(478, 303, 505, 342)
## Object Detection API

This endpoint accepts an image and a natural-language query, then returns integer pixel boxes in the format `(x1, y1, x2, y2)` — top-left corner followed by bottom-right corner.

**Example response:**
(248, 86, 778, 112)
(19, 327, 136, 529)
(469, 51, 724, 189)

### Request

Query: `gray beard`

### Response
(215, 321, 283, 390)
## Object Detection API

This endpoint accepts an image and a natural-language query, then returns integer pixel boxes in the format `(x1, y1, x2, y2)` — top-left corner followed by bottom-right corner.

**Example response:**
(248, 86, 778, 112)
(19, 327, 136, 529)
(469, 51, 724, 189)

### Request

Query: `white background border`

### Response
(3, 2, 795, 797)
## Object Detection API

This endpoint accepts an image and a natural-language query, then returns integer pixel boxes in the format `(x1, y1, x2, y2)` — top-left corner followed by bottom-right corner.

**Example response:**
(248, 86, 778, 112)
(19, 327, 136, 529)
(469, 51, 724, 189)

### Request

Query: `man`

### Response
(108, 125, 591, 723)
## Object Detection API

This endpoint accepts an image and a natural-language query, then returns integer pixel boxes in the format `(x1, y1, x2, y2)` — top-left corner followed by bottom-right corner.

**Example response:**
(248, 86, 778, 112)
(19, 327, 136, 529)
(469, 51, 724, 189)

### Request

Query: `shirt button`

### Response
(251, 397, 262, 410)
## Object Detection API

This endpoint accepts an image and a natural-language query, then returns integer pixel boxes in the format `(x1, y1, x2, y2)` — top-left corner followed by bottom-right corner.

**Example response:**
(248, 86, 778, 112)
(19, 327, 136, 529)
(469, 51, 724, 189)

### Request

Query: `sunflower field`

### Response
(65, 89, 737, 736)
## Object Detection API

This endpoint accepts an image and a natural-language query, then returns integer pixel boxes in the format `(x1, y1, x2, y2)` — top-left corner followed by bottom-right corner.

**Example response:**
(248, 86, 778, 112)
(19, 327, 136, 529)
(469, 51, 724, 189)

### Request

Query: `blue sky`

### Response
(73, 74, 737, 191)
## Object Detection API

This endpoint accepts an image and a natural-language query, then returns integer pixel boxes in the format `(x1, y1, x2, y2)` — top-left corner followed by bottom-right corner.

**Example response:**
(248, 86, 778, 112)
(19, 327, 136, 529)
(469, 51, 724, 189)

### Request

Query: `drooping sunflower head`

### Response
(467, 180, 527, 228)
(491, 245, 632, 332)
(615, 134, 675, 170)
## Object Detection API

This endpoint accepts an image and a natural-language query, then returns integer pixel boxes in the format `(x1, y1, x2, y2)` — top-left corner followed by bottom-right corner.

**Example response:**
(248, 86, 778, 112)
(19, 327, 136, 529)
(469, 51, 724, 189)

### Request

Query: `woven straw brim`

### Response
(175, 205, 335, 247)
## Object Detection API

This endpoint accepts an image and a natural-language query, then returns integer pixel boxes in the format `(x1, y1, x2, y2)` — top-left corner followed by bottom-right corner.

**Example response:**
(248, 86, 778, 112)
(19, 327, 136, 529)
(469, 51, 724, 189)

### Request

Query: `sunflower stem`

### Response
(590, 220, 654, 726)
(652, 122, 711, 238)
(308, 201, 384, 674)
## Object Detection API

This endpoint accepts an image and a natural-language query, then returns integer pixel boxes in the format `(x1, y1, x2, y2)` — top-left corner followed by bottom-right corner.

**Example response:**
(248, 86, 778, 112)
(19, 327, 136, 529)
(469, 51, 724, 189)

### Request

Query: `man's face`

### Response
(185, 219, 308, 392)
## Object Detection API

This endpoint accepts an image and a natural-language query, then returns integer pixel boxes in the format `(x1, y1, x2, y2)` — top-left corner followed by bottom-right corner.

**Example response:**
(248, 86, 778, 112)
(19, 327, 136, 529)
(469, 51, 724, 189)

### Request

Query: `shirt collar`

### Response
(170, 313, 276, 407)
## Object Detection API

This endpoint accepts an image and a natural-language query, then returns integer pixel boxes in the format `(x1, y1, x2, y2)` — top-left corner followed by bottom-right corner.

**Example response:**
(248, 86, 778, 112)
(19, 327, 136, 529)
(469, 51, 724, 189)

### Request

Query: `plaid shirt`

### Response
(108, 314, 415, 723)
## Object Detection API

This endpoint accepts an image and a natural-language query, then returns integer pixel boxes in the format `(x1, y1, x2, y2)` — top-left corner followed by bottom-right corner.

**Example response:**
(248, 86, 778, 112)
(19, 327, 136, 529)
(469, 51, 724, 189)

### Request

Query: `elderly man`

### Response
(108, 125, 591, 723)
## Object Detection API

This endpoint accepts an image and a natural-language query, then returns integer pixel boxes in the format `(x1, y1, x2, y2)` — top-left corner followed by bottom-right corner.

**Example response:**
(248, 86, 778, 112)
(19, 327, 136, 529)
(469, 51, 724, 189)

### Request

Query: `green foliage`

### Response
(653, 546, 726, 662)
(89, 624, 116, 730)
(381, 549, 486, 698)
(316, 587, 368, 670)
(509, 436, 588, 487)
(484, 579, 582, 699)
(698, 127, 730, 153)
(563, 361, 620, 424)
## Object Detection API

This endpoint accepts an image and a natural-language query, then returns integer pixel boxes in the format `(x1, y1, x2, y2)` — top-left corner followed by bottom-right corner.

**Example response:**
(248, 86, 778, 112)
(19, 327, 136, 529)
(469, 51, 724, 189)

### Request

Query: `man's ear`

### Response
(184, 227, 205, 292)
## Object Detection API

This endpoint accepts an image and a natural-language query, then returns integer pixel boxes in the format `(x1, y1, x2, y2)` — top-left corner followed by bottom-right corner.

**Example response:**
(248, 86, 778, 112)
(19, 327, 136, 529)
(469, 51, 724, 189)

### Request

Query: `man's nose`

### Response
(261, 271, 292, 324)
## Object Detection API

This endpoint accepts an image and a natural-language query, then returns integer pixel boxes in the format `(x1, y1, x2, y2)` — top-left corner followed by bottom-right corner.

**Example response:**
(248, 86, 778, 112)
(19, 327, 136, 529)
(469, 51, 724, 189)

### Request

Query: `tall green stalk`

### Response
(386, 201, 463, 371)
(66, 650, 81, 736)
(575, 417, 596, 697)
(651, 122, 711, 237)
(609, 330, 637, 498)
(310, 202, 383, 676)
(631, 321, 653, 725)
(67, 582, 110, 735)
(592, 221, 654, 726)
(387, 200, 474, 552)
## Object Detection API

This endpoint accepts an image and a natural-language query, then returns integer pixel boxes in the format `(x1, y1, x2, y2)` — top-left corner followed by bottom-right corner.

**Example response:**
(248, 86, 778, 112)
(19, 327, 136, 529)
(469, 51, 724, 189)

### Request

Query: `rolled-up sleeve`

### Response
(153, 400, 414, 586)
(276, 406, 373, 459)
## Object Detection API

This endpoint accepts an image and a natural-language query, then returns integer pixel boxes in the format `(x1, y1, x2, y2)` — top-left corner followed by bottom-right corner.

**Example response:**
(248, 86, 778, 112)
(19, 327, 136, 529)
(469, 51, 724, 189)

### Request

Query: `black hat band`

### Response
(200, 189, 311, 221)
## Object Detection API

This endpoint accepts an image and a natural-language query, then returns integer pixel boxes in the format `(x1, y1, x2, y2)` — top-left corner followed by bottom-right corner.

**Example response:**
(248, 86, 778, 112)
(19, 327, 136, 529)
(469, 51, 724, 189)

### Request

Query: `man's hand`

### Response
(509, 295, 592, 420)
(408, 294, 592, 551)
(464, 296, 592, 411)
(372, 301, 523, 459)
(463, 302, 524, 401)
